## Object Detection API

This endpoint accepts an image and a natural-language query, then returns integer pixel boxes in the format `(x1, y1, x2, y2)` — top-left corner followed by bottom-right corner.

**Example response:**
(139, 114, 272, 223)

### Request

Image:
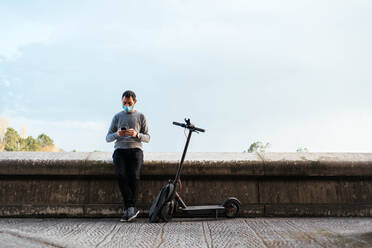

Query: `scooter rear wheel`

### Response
(160, 200, 175, 222)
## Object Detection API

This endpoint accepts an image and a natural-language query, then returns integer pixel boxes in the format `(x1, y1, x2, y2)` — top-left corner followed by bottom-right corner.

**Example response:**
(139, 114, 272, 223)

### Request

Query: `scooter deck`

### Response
(181, 205, 225, 211)
(177, 205, 225, 218)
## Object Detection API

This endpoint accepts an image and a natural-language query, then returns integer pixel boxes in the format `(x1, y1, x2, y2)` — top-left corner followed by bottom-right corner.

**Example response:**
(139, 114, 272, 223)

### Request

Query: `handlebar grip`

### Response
(173, 122, 186, 128)
(194, 127, 205, 132)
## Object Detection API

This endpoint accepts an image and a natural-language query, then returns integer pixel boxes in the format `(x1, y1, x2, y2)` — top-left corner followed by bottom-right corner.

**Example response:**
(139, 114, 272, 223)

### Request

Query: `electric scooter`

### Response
(149, 118, 241, 222)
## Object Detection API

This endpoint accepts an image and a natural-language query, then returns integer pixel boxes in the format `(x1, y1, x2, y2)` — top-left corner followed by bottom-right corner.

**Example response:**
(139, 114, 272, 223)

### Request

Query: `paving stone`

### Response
(1, 218, 372, 248)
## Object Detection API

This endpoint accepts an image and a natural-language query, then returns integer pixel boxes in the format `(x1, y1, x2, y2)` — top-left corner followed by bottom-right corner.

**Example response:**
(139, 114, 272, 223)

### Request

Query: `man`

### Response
(106, 90, 150, 222)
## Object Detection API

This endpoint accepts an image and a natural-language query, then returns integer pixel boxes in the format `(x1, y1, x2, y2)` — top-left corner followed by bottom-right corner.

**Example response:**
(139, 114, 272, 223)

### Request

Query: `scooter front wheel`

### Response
(222, 197, 240, 218)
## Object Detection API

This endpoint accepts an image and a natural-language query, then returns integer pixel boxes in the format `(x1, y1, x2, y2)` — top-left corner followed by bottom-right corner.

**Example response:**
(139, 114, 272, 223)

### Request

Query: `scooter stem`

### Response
(173, 128, 193, 185)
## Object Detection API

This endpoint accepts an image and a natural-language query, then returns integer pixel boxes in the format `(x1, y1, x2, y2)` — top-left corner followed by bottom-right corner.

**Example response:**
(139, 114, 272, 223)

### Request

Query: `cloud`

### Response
(0, 9, 52, 61)
(0, 76, 11, 91)
(259, 109, 372, 152)
(0, 113, 106, 132)
(0, 80, 27, 117)
(1, 78, 10, 87)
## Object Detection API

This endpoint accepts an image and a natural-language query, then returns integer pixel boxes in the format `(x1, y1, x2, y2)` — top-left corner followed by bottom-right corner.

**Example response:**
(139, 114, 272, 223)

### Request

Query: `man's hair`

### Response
(122, 90, 136, 101)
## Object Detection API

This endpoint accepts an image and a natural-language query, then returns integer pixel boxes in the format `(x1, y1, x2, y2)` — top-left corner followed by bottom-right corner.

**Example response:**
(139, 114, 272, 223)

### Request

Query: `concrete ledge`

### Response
(1, 152, 372, 217)
(0, 152, 263, 176)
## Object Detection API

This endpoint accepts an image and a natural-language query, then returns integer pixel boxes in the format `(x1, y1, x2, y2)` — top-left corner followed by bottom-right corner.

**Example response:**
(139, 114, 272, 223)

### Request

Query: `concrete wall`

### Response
(1, 152, 372, 217)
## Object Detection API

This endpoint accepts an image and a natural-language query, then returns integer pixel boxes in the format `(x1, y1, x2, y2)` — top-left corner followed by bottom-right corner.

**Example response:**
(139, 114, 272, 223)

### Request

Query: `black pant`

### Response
(112, 148, 143, 209)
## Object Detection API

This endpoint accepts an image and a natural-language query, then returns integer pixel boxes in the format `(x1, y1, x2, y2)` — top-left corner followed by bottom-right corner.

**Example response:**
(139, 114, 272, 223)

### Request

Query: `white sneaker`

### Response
(127, 207, 140, 222)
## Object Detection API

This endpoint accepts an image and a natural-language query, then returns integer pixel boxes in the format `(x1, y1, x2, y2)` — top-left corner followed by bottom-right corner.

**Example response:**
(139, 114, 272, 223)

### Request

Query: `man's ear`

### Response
(134, 99, 137, 104)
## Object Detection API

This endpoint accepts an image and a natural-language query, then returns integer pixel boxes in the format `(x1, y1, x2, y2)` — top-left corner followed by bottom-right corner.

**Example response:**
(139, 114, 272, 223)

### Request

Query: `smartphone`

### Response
(120, 126, 127, 131)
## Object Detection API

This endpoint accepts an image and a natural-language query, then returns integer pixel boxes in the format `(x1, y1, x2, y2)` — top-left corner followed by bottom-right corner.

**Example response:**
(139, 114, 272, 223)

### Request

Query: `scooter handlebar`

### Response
(172, 121, 205, 132)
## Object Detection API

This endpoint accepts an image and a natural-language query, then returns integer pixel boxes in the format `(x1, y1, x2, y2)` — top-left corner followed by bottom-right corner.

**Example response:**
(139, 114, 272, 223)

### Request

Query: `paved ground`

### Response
(1, 217, 372, 247)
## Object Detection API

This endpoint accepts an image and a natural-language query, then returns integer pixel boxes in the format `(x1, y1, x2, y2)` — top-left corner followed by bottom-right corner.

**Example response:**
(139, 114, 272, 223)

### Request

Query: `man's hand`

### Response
(126, 128, 138, 137)
(117, 129, 127, 137)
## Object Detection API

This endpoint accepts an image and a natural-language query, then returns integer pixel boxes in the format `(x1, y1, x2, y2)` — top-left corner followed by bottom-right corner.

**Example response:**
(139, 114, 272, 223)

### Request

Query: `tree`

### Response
(296, 147, 309, 152)
(19, 138, 27, 151)
(245, 141, 271, 153)
(21, 136, 43, 151)
(37, 133, 54, 147)
(4, 128, 20, 151)
(1, 126, 58, 152)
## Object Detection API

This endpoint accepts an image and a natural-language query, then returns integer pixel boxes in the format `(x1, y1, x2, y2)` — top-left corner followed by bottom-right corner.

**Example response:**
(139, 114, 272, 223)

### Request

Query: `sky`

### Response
(0, 0, 371, 153)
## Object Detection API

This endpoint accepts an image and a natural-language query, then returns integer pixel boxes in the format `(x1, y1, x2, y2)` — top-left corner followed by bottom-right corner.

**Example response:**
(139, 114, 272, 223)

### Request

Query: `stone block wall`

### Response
(1, 152, 372, 217)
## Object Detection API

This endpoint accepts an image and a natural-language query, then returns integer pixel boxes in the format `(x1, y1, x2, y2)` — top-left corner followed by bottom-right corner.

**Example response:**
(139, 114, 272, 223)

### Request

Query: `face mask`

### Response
(123, 105, 134, 112)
